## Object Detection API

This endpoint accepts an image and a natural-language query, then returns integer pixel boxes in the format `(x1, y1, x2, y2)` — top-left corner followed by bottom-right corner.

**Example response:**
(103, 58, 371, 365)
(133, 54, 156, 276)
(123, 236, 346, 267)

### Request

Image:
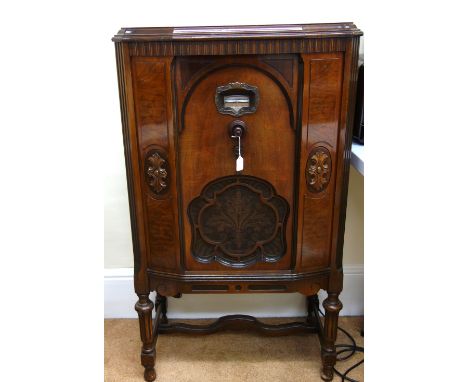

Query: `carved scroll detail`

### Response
(306, 147, 332, 193)
(145, 150, 169, 195)
(188, 175, 289, 268)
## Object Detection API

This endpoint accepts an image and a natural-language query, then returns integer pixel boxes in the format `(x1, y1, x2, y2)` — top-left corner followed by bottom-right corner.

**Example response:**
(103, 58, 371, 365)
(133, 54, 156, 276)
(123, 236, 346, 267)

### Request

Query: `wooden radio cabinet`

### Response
(112, 22, 362, 381)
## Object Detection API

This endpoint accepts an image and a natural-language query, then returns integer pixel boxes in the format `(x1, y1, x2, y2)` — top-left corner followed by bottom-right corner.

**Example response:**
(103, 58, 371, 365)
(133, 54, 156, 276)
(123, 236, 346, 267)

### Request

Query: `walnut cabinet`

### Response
(113, 23, 362, 381)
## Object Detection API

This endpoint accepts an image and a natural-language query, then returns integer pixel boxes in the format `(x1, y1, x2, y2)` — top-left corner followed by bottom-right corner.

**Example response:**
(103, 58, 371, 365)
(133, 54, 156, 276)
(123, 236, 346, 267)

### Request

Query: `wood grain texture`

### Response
(297, 53, 343, 271)
(263, 56, 295, 86)
(115, 42, 150, 294)
(131, 57, 182, 273)
(146, 197, 178, 270)
(176, 59, 297, 272)
(113, 23, 362, 42)
(174, 55, 298, 131)
(132, 59, 168, 149)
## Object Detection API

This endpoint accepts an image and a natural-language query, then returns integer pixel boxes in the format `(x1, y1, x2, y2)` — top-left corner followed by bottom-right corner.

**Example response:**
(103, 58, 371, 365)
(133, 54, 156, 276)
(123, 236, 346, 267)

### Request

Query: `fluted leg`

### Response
(135, 294, 156, 381)
(156, 294, 168, 324)
(320, 293, 343, 381)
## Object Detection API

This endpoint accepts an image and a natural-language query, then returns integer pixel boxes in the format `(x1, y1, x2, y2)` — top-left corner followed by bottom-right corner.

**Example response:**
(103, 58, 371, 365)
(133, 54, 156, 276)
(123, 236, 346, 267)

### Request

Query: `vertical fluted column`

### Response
(320, 293, 343, 381)
(135, 294, 156, 381)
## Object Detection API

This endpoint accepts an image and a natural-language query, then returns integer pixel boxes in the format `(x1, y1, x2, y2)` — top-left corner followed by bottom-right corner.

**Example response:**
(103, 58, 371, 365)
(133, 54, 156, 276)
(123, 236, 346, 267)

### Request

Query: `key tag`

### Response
(236, 155, 244, 172)
(232, 135, 244, 172)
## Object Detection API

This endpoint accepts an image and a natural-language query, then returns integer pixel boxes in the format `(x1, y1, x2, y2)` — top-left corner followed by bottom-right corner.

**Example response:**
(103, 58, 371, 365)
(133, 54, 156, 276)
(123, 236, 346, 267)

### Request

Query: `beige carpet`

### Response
(105, 317, 364, 382)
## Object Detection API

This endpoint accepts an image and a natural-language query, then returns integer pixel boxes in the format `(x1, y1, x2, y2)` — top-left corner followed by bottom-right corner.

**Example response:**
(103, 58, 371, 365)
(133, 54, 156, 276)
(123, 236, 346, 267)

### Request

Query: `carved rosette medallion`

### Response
(306, 147, 331, 193)
(188, 175, 289, 268)
(145, 150, 169, 195)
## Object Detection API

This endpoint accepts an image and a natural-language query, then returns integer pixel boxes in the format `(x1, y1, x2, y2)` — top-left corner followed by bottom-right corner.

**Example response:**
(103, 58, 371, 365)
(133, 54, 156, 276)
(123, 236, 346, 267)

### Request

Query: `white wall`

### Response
(343, 167, 364, 264)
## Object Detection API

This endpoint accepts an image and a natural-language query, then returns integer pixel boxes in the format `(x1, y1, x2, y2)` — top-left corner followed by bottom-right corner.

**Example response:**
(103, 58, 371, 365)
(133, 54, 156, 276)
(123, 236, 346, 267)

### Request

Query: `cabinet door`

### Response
(175, 56, 299, 271)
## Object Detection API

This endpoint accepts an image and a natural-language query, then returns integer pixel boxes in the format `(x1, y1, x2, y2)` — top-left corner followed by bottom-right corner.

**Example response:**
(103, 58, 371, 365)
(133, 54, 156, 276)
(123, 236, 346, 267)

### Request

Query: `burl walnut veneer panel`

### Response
(297, 53, 344, 271)
(132, 57, 181, 272)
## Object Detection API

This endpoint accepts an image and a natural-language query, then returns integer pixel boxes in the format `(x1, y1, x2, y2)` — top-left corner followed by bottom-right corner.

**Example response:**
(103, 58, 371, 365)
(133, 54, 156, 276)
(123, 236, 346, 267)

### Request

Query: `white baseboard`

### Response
(104, 266, 363, 318)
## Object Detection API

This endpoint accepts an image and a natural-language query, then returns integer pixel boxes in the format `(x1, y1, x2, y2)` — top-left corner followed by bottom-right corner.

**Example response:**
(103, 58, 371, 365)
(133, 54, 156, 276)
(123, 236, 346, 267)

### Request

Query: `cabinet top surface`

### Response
(112, 22, 362, 42)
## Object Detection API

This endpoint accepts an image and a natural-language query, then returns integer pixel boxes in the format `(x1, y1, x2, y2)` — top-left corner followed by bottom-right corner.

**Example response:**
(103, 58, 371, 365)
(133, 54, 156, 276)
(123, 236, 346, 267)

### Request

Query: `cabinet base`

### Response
(137, 293, 341, 381)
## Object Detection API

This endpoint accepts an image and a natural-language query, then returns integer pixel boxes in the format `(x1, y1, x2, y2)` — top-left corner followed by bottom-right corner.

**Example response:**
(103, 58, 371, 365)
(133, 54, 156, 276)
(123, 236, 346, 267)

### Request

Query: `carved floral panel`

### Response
(188, 175, 289, 268)
(306, 146, 331, 193)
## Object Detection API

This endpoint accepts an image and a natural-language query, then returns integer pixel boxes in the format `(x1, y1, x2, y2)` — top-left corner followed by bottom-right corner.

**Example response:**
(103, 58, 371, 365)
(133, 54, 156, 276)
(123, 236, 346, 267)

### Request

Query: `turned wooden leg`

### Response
(156, 294, 168, 324)
(135, 294, 156, 381)
(320, 293, 343, 381)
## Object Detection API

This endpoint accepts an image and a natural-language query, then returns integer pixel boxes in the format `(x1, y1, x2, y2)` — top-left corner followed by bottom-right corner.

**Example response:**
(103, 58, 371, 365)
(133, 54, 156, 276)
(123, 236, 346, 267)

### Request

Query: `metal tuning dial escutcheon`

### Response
(229, 120, 246, 173)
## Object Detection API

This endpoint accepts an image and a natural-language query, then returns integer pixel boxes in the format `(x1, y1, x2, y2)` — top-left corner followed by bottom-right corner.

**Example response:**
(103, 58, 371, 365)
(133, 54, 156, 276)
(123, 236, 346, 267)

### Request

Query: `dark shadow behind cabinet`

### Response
(113, 23, 362, 381)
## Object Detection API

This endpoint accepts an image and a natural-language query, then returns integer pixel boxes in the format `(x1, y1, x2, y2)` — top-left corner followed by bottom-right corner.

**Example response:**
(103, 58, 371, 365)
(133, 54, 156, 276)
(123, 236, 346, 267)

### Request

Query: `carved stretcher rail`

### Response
(158, 314, 320, 336)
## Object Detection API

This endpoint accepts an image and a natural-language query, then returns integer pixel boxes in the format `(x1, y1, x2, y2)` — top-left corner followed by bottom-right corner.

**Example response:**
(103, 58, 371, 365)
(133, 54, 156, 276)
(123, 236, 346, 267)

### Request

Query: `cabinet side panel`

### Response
(132, 57, 180, 272)
(115, 43, 150, 293)
(297, 53, 343, 271)
(330, 37, 361, 274)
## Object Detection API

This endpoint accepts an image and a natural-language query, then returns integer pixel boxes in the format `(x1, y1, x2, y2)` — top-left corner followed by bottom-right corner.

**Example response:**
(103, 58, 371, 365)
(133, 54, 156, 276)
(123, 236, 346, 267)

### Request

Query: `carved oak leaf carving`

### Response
(306, 147, 331, 192)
